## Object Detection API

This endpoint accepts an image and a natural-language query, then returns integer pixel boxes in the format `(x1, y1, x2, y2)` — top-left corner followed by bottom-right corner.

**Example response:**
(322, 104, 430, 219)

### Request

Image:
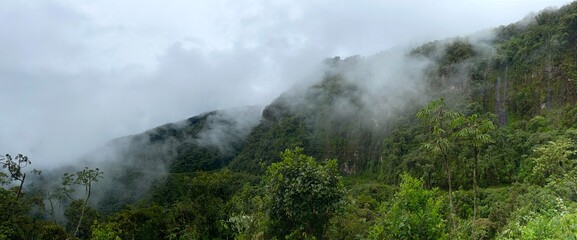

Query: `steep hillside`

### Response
(86, 0, 577, 217)
(229, 53, 427, 174)
(27, 106, 262, 215)
(97, 106, 261, 209)
(6, 2, 577, 239)
(230, 2, 577, 179)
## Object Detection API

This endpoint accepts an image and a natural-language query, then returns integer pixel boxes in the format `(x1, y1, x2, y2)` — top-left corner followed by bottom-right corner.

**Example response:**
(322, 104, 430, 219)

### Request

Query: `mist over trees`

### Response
(2, 2, 577, 239)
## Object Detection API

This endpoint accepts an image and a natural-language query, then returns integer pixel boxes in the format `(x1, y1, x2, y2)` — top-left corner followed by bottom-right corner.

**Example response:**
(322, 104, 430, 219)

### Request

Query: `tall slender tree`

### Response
(60, 167, 103, 238)
(452, 114, 495, 239)
(417, 97, 461, 233)
(1, 154, 31, 200)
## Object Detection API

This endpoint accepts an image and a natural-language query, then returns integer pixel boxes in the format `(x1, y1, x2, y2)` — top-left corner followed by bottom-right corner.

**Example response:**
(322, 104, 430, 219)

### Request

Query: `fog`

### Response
(0, 0, 571, 168)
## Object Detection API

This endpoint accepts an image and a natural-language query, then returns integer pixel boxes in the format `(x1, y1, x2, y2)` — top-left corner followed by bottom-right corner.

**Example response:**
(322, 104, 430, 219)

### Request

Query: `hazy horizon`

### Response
(0, 0, 571, 168)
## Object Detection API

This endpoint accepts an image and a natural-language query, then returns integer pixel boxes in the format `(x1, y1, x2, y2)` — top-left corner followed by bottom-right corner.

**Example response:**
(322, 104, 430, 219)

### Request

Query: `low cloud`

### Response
(0, 0, 570, 168)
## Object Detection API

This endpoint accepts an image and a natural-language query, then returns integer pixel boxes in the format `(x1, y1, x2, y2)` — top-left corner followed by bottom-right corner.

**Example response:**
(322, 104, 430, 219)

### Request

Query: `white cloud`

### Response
(0, 0, 570, 167)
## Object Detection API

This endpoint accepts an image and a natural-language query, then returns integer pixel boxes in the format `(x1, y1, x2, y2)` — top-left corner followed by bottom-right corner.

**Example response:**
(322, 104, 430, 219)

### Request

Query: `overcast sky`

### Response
(0, 0, 571, 167)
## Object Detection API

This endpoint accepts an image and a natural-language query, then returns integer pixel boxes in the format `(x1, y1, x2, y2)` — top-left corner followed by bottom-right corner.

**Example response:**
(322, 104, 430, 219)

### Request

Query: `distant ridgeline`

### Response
(76, 1, 577, 211)
(411, 2, 577, 125)
(13, 3, 577, 239)
(78, 106, 262, 213)
(100, 106, 261, 172)
(231, 2, 577, 176)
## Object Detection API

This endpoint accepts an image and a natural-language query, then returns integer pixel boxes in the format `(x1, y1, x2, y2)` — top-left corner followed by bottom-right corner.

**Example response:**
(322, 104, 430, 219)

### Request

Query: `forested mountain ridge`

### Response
(2, 2, 577, 239)
(90, 106, 263, 213)
(232, 1, 577, 178)
(105, 105, 263, 173)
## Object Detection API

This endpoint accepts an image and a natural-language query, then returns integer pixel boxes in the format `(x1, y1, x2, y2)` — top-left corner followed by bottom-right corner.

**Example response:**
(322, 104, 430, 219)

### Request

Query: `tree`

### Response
(225, 184, 266, 239)
(102, 205, 170, 240)
(417, 97, 460, 231)
(528, 137, 577, 196)
(368, 173, 446, 240)
(64, 200, 99, 239)
(0, 166, 66, 240)
(263, 148, 345, 239)
(452, 114, 495, 239)
(91, 220, 122, 240)
(497, 188, 577, 240)
(0, 154, 37, 239)
(501, 211, 577, 239)
(1, 154, 31, 200)
(60, 167, 103, 238)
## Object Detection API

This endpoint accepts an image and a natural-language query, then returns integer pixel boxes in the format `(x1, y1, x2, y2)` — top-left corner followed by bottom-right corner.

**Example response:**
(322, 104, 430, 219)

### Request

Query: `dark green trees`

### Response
(368, 173, 446, 240)
(61, 167, 103, 238)
(418, 98, 496, 237)
(0, 154, 34, 239)
(453, 114, 495, 237)
(417, 97, 460, 230)
(1, 154, 31, 200)
(264, 148, 345, 239)
(529, 137, 577, 188)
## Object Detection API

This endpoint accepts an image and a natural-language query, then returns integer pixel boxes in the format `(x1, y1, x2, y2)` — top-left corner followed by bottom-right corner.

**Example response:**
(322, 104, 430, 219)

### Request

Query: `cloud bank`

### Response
(0, 0, 571, 168)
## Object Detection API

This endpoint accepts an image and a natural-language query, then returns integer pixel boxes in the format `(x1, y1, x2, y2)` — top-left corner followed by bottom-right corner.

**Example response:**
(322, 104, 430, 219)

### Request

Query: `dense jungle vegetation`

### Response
(2, 2, 577, 239)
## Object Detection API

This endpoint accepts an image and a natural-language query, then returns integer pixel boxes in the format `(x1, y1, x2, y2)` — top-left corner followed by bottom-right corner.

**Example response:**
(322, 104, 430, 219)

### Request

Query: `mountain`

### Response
(8, 2, 577, 239)
(231, 2, 577, 179)
(228, 55, 422, 175)
(93, 0, 577, 210)
(27, 106, 262, 215)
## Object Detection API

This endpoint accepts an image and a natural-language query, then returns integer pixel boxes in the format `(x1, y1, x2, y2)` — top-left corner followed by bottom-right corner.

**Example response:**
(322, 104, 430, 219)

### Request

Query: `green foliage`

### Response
(498, 187, 577, 239)
(417, 97, 461, 157)
(521, 134, 577, 206)
(0, 167, 71, 240)
(148, 170, 259, 239)
(230, 71, 400, 175)
(61, 167, 103, 192)
(528, 137, 577, 185)
(505, 211, 577, 239)
(64, 200, 99, 239)
(150, 170, 259, 206)
(171, 144, 226, 173)
(1, 154, 31, 200)
(229, 105, 310, 173)
(326, 198, 373, 240)
(86, 109, 259, 215)
(91, 221, 122, 240)
(478, 187, 519, 238)
(326, 178, 395, 239)
(368, 173, 446, 240)
(264, 148, 345, 239)
(0, 187, 30, 239)
(225, 184, 267, 239)
(35, 222, 68, 240)
(104, 205, 169, 240)
(489, 2, 577, 118)
(452, 114, 495, 149)
(60, 167, 104, 238)
(100, 171, 259, 240)
(6, 3, 577, 239)
(442, 39, 475, 65)
(1, 154, 30, 182)
(417, 97, 460, 230)
(0, 155, 71, 240)
(452, 113, 495, 238)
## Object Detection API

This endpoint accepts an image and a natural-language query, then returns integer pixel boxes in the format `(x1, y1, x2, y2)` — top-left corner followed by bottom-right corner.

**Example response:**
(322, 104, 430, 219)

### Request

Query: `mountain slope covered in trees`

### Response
(2, 2, 577, 239)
